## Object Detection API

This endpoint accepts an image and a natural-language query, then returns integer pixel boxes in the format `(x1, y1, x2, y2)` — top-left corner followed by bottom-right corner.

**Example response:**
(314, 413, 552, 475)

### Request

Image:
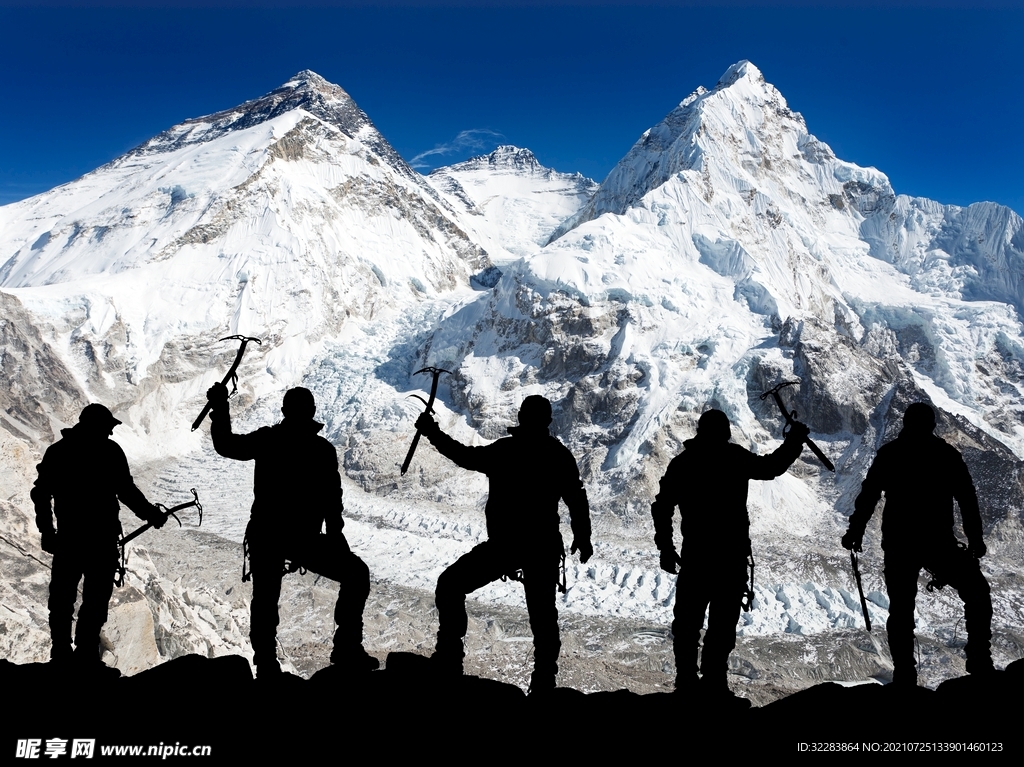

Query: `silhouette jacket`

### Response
(652, 433, 804, 556)
(423, 424, 591, 553)
(31, 426, 155, 541)
(210, 407, 343, 541)
(848, 431, 982, 551)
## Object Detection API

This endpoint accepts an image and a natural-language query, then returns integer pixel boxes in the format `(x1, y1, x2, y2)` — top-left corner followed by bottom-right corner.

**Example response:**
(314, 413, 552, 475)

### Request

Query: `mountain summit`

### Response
(122, 70, 427, 194)
(464, 145, 542, 172)
(0, 70, 488, 449)
(549, 60, 827, 242)
(429, 146, 596, 260)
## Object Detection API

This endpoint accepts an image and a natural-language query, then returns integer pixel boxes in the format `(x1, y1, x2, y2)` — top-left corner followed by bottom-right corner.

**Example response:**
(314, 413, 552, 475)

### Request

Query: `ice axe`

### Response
(115, 489, 203, 585)
(759, 380, 835, 472)
(118, 488, 203, 550)
(850, 549, 872, 632)
(191, 335, 262, 431)
(400, 366, 451, 475)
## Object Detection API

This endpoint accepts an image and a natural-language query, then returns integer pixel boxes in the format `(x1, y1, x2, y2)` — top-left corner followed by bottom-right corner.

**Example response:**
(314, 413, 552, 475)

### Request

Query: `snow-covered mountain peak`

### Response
(715, 59, 764, 89)
(704, 59, 802, 133)
(436, 146, 544, 175)
(281, 69, 339, 93)
(549, 60, 820, 241)
(246, 69, 370, 133)
(113, 69, 417, 172)
(672, 59, 787, 130)
(0, 68, 460, 287)
(0, 70, 491, 452)
(430, 58, 1024, 483)
(481, 145, 541, 172)
(428, 147, 597, 261)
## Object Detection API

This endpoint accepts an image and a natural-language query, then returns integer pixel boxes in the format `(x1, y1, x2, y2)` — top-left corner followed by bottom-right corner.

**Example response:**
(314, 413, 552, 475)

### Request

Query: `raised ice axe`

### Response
(759, 380, 835, 472)
(400, 366, 451, 476)
(191, 335, 262, 431)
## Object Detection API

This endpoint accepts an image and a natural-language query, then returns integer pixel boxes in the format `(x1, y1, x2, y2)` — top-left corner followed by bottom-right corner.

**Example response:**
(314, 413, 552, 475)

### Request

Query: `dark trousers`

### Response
(48, 543, 118, 660)
(672, 554, 749, 684)
(884, 541, 992, 674)
(248, 533, 370, 668)
(435, 540, 561, 676)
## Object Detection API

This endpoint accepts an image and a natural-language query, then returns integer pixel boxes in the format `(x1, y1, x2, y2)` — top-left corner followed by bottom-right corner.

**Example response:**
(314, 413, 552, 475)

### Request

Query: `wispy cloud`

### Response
(410, 129, 505, 169)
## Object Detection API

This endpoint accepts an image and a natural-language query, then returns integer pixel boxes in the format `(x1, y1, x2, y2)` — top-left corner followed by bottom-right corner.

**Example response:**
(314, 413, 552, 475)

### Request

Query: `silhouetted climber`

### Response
(842, 402, 993, 685)
(652, 409, 807, 701)
(205, 382, 376, 678)
(31, 404, 167, 673)
(415, 395, 592, 694)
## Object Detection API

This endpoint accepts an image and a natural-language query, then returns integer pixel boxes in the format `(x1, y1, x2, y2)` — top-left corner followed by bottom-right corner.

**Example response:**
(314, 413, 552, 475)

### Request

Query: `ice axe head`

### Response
(219, 334, 263, 346)
(412, 366, 452, 408)
(759, 378, 836, 473)
(414, 366, 453, 381)
(398, 367, 453, 476)
(759, 380, 798, 402)
(759, 380, 800, 431)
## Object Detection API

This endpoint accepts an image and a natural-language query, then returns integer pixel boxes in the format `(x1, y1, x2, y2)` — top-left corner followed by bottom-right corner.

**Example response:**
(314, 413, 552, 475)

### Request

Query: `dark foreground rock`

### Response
(3, 654, 1021, 761)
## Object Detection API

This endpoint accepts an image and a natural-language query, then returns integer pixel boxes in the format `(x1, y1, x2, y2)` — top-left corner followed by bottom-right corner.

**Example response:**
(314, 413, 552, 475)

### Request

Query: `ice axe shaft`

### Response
(759, 381, 835, 472)
(400, 366, 451, 476)
(851, 549, 872, 632)
(191, 335, 262, 431)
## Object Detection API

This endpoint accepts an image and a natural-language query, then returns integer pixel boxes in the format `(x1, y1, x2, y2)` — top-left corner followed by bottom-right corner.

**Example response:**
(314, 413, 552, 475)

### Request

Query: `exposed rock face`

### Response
(0, 430, 58, 665)
(0, 292, 87, 443)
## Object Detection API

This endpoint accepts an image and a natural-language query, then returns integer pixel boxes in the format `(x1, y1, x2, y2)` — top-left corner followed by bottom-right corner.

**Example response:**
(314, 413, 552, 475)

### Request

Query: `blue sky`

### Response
(1, 2, 1021, 213)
